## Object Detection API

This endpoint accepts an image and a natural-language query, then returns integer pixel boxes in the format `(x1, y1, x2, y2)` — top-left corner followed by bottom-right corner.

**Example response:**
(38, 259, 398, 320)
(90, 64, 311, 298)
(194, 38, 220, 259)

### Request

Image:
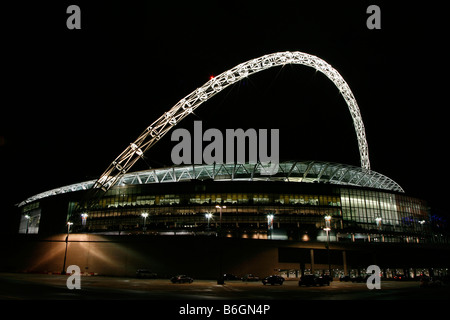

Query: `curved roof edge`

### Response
(18, 161, 404, 207)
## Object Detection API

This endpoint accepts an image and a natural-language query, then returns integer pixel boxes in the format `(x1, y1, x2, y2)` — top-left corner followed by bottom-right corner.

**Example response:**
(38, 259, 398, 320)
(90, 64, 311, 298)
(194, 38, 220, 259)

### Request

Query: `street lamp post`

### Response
(267, 214, 274, 239)
(375, 217, 383, 242)
(215, 205, 226, 285)
(141, 212, 149, 232)
(205, 212, 213, 230)
(81, 213, 88, 230)
(62, 221, 73, 275)
(375, 217, 382, 229)
(24, 214, 30, 234)
(324, 215, 332, 278)
(215, 205, 226, 229)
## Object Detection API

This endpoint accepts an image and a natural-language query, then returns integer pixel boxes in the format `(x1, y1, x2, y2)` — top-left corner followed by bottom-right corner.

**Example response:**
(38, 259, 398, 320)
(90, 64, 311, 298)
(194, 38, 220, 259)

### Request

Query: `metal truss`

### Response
(113, 161, 399, 191)
(17, 161, 404, 208)
(92, 51, 371, 196)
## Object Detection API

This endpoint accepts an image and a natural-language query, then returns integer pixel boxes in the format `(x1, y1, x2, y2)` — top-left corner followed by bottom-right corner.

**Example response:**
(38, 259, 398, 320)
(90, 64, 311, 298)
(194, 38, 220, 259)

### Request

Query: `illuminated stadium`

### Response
(19, 160, 429, 243)
(14, 52, 450, 279)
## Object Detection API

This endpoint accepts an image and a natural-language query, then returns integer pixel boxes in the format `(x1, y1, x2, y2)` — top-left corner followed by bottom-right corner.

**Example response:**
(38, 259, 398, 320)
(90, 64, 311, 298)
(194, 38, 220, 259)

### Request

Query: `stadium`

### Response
(12, 52, 450, 280)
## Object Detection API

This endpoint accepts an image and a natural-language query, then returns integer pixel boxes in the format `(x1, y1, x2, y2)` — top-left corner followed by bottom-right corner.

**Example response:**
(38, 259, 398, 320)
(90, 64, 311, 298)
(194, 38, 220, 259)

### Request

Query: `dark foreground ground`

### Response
(1, 272, 449, 300)
(1, 272, 448, 318)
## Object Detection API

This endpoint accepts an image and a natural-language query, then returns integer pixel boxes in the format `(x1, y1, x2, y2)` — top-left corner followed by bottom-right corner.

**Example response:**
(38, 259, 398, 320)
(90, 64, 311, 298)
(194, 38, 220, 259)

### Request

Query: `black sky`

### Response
(1, 1, 449, 232)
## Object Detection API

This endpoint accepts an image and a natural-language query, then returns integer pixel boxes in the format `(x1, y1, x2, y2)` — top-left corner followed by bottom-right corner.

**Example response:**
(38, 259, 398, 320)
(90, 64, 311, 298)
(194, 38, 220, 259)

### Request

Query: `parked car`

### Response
(298, 275, 330, 286)
(136, 269, 157, 279)
(170, 275, 193, 283)
(223, 273, 239, 280)
(339, 275, 351, 282)
(262, 275, 284, 285)
(351, 275, 366, 283)
(242, 274, 260, 281)
(420, 276, 446, 287)
(393, 275, 411, 281)
(322, 274, 333, 283)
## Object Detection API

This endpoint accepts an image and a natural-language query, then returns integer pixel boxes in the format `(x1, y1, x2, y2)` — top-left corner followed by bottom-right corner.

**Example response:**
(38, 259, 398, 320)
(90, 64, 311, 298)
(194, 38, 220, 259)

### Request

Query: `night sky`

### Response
(1, 1, 449, 232)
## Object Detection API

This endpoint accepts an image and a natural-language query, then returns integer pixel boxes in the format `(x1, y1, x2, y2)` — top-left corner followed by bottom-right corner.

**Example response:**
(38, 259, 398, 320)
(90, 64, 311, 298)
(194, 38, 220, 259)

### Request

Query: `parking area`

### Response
(0, 272, 449, 300)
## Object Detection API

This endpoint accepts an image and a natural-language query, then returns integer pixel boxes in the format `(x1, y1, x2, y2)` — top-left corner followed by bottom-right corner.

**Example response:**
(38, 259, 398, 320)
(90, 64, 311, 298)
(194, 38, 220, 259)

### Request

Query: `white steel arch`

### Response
(93, 51, 370, 193)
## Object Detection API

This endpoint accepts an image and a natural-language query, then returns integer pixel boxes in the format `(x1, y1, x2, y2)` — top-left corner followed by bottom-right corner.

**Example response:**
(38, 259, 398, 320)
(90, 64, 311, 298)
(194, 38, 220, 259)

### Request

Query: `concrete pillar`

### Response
(310, 249, 315, 274)
(342, 250, 348, 276)
(300, 261, 305, 277)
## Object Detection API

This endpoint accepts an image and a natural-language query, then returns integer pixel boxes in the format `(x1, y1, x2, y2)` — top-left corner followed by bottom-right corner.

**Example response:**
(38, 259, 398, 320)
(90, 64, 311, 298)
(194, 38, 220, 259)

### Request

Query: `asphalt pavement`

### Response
(0, 272, 449, 300)
(1, 273, 448, 319)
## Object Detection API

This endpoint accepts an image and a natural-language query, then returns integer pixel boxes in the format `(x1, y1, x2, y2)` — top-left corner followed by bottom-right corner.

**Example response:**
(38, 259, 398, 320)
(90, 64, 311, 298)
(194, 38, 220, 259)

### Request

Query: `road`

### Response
(0, 272, 449, 301)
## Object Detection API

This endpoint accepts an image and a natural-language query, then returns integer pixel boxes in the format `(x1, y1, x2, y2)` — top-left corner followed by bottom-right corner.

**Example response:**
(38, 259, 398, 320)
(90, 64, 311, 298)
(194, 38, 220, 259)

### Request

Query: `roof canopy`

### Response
(18, 161, 404, 208)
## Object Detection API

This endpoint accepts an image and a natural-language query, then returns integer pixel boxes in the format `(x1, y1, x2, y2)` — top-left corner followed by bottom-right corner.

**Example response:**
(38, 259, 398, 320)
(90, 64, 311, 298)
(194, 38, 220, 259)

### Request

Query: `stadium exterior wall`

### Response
(12, 163, 450, 279)
(3, 234, 450, 279)
(17, 179, 440, 245)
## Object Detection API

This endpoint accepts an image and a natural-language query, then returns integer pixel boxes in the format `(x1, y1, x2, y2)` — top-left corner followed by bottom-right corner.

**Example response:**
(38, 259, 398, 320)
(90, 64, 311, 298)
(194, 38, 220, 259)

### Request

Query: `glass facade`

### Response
(18, 202, 41, 234)
(340, 188, 431, 243)
(56, 181, 443, 244)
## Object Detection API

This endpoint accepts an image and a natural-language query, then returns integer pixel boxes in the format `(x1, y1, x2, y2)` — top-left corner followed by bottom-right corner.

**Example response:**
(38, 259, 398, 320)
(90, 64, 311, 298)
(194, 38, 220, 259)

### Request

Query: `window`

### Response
(19, 208, 41, 234)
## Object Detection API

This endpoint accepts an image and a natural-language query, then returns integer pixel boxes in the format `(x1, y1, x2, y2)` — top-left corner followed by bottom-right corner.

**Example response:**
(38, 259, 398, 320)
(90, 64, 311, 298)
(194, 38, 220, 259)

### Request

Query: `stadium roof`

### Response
(18, 161, 404, 207)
